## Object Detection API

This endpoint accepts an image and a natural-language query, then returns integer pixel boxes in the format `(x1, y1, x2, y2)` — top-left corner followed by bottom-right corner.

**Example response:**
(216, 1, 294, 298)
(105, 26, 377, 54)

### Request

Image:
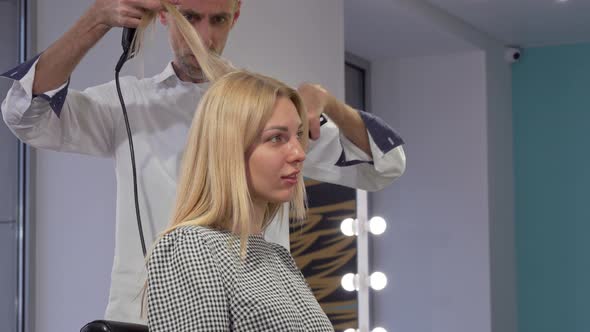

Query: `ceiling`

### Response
(344, 0, 476, 61)
(344, 0, 590, 60)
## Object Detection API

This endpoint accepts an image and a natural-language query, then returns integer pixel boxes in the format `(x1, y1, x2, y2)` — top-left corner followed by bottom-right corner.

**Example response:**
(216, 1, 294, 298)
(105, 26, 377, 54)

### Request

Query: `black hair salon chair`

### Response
(80, 320, 148, 332)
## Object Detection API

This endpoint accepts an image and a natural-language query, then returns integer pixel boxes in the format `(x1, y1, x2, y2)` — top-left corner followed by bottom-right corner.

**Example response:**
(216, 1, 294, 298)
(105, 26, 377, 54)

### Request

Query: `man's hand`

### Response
(297, 83, 335, 140)
(32, 0, 179, 95)
(298, 82, 373, 156)
(92, 0, 179, 28)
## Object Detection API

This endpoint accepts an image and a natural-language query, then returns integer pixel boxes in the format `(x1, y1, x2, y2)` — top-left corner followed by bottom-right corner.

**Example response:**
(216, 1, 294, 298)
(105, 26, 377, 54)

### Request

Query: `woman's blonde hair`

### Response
(136, 1, 308, 256)
(167, 71, 308, 256)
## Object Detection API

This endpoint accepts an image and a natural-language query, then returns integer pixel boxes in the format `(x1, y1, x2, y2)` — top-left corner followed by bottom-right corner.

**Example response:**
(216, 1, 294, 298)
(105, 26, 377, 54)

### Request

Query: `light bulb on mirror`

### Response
(344, 329, 358, 332)
(369, 216, 387, 235)
(340, 218, 357, 236)
(370, 271, 388, 291)
(341, 273, 357, 291)
(372, 327, 387, 332)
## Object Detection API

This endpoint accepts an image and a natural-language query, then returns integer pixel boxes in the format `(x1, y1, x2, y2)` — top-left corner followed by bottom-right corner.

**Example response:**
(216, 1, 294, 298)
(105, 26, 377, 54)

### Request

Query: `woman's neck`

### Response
(249, 201, 267, 235)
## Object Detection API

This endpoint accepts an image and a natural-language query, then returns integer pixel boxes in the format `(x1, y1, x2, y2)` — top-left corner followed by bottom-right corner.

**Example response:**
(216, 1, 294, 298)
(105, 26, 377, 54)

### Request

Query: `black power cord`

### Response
(114, 27, 147, 258)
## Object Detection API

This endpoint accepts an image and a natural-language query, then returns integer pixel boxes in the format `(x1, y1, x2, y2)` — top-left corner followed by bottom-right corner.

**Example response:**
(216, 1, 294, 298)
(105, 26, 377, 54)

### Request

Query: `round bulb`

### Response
(370, 271, 388, 291)
(372, 327, 387, 332)
(340, 218, 356, 236)
(344, 329, 357, 332)
(369, 216, 387, 235)
(341, 273, 357, 291)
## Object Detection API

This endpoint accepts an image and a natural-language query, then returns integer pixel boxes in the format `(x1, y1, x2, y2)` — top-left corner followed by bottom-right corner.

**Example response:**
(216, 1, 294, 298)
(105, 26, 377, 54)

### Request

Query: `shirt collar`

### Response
(154, 62, 179, 85)
(154, 62, 211, 90)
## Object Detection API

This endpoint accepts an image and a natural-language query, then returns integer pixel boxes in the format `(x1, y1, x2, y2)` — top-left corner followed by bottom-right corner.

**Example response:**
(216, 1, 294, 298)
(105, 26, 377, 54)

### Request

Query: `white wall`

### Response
(370, 51, 492, 332)
(361, 1, 516, 331)
(32, 1, 344, 331)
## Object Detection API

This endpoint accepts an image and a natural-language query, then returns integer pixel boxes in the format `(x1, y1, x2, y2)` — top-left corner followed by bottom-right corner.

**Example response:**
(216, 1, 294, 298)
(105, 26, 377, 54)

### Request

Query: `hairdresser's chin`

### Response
(172, 56, 207, 83)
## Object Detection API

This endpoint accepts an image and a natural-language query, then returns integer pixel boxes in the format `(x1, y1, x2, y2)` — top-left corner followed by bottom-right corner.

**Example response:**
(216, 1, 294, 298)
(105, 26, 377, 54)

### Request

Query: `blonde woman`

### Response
(146, 70, 334, 331)
(1, 0, 405, 324)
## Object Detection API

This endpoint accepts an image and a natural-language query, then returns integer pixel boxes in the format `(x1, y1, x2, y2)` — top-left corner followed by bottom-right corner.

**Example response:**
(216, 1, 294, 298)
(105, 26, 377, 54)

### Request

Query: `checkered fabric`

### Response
(147, 225, 335, 331)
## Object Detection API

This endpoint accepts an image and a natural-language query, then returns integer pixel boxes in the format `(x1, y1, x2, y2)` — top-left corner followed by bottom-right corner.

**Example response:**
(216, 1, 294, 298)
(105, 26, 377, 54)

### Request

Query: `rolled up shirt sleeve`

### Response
(303, 110, 405, 192)
(1, 53, 69, 117)
(1, 54, 121, 157)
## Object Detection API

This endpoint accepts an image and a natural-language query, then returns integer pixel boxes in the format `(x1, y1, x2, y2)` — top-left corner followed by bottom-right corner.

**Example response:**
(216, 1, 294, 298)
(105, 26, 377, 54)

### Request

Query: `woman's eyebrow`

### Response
(263, 126, 288, 132)
(264, 122, 303, 132)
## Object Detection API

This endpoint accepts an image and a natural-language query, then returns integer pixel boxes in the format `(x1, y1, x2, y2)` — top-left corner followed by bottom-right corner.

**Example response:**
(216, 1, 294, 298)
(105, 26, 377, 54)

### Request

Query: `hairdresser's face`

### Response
(246, 97, 306, 206)
(160, 0, 240, 82)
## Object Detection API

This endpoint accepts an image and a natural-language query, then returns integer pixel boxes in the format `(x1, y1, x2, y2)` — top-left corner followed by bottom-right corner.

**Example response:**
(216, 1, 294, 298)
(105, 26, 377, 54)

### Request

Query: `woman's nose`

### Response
(287, 138, 306, 164)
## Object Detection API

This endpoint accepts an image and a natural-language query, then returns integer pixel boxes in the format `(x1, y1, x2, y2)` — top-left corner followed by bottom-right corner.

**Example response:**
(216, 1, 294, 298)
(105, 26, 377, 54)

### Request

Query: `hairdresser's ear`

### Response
(158, 10, 168, 26)
(231, 1, 241, 27)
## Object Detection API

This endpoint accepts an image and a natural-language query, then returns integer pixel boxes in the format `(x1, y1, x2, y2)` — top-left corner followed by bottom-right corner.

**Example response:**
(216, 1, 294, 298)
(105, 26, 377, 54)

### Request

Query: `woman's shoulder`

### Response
(147, 226, 234, 290)
(161, 225, 232, 241)
(151, 225, 231, 259)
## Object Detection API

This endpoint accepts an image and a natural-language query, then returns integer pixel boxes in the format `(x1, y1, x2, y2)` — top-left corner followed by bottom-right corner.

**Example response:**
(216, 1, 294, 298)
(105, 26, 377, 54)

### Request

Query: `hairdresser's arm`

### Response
(299, 83, 406, 192)
(33, 0, 170, 94)
(298, 83, 371, 156)
(1, 0, 174, 156)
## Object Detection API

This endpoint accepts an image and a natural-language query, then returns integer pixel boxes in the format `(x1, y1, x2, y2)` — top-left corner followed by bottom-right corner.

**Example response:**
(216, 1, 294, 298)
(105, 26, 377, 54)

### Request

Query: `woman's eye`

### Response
(296, 130, 304, 140)
(269, 135, 282, 143)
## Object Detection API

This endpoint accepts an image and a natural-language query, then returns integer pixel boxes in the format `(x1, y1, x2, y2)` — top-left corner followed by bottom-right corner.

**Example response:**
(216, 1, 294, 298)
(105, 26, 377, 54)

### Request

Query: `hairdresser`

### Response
(0, 0, 405, 324)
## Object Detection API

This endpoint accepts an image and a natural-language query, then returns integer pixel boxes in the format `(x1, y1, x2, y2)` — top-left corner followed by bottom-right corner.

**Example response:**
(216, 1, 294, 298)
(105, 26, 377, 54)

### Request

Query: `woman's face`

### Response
(246, 97, 306, 205)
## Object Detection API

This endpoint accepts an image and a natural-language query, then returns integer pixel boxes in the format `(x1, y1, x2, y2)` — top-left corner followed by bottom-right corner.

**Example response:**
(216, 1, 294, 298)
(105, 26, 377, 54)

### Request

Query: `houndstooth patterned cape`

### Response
(147, 225, 335, 331)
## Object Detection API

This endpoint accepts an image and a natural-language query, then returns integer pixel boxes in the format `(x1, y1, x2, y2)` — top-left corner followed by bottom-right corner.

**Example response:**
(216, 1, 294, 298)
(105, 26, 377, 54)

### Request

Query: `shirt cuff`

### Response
(1, 53, 69, 117)
(35, 81, 70, 118)
(335, 110, 404, 167)
(1, 53, 41, 81)
(357, 110, 404, 153)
